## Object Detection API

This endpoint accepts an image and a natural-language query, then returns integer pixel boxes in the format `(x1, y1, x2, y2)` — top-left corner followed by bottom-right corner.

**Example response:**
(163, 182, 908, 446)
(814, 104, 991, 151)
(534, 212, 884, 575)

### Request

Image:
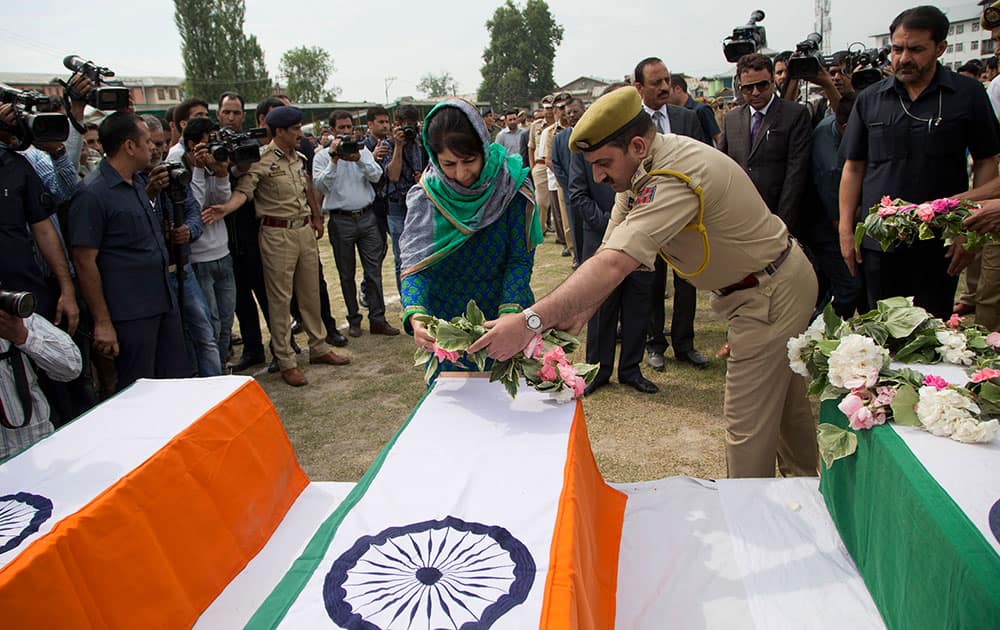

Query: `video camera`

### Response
(162, 161, 192, 207)
(335, 135, 362, 157)
(206, 127, 267, 166)
(844, 45, 891, 91)
(786, 33, 837, 81)
(0, 288, 35, 318)
(0, 86, 70, 150)
(61, 55, 131, 113)
(723, 10, 768, 63)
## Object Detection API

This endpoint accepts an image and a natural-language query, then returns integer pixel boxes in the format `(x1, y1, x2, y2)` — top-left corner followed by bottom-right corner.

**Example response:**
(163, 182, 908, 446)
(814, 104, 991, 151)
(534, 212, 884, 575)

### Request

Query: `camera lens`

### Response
(0, 290, 35, 318)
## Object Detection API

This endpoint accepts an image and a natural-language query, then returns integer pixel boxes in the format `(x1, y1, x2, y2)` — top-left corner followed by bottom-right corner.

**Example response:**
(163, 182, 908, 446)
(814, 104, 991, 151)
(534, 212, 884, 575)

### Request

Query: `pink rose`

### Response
(848, 405, 876, 430)
(539, 363, 557, 382)
(877, 206, 898, 217)
(557, 362, 578, 383)
(571, 376, 586, 398)
(897, 204, 917, 213)
(915, 204, 936, 223)
(880, 195, 893, 206)
(838, 392, 866, 418)
(970, 367, 1000, 383)
(946, 313, 964, 329)
(930, 197, 960, 213)
(432, 344, 461, 363)
(872, 408, 887, 426)
(542, 346, 566, 365)
(524, 333, 545, 360)
(874, 386, 897, 406)
(987, 331, 1000, 349)
(923, 374, 949, 390)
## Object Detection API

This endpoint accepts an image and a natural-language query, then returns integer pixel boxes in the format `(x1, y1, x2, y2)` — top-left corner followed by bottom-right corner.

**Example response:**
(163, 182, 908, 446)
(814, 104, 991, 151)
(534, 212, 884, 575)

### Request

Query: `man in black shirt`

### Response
(839, 5, 1000, 319)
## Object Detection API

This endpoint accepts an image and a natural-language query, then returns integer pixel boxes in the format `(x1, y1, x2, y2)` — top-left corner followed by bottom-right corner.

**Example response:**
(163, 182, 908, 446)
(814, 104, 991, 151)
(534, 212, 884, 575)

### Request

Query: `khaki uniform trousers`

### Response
(957, 251, 981, 307)
(259, 223, 332, 371)
(555, 184, 574, 256)
(711, 243, 819, 478)
(530, 164, 551, 229)
(976, 243, 1000, 331)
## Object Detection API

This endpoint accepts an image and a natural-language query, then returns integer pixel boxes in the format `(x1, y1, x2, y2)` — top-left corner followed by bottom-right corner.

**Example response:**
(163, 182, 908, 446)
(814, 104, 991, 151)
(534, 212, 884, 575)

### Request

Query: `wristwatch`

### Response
(523, 308, 542, 332)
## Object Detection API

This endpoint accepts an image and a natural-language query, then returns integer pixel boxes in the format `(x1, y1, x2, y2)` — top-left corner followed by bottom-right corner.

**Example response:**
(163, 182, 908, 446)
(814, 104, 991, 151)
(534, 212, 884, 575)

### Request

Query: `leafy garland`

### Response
(787, 298, 1000, 467)
(855, 196, 997, 252)
(413, 300, 599, 402)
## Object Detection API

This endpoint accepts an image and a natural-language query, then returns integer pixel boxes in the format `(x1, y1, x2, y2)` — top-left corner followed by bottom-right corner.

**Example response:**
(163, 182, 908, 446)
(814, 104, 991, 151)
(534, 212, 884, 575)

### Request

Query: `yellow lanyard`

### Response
(645, 169, 710, 278)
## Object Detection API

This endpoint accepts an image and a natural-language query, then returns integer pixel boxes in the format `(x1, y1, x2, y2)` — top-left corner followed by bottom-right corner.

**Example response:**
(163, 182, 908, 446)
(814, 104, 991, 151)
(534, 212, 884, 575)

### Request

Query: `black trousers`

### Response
(328, 209, 387, 325)
(231, 227, 270, 358)
(113, 309, 190, 392)
(589, 269, 653, 382)
(647, 257, 696, 355)
(862, 239, 958, 320)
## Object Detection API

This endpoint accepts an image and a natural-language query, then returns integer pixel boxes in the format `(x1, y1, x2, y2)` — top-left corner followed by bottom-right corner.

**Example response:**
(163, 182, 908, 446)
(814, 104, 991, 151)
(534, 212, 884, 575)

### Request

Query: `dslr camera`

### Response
(787, 33, 837, 81)
(62, 55, 130, 112)
(723, 10, 768, 63)
(0, 287, 35, 318)
(400, 125, 417, 141)
(162, 161, 192, 206)
(845, 46, 891, 91)
(0, 86, 70, 149)
(206, 127, 267, 166)
(335, 135, 362, 157)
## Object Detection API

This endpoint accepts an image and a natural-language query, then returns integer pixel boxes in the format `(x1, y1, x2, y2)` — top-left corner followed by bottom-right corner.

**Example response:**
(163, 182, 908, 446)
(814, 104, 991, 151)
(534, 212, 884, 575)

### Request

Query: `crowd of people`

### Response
(4, 3, 1000, 477)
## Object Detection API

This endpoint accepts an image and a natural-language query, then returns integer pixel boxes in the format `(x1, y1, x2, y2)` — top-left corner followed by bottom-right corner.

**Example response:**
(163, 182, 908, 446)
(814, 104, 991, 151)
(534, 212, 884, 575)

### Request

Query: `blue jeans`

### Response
(193, 255, 237, 365)
(169, 264, 223, 376)
(387, 208, 406, 295)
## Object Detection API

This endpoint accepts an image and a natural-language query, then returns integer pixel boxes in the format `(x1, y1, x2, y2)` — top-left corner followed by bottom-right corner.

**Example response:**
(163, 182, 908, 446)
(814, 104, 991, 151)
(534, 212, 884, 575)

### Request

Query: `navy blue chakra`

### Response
(990, 499, 1000, 545)
(325, 516, 535, 629)
(0, 492, 54, 555)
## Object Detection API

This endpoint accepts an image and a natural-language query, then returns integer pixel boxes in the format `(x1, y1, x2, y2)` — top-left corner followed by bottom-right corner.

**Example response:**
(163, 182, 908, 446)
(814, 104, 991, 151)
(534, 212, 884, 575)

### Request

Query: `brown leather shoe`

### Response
(281, 367, 308, 386)
(370, 320, 400, 336)
(310, 351, 351, 366)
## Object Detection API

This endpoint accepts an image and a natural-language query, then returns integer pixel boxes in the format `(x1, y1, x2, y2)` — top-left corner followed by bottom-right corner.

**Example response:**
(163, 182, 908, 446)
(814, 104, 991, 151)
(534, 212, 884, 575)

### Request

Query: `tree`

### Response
(174, 0, 271, 102)
(478, 0, 563, 110)
(417, 72, 459, 98)
(280, 46, 336, 103)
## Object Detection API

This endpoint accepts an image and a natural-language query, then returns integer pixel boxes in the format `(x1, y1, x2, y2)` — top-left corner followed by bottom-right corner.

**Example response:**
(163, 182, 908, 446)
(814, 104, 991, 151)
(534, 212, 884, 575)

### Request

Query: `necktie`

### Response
(750, 111, 764, 145)
(653, 110, 666, 134)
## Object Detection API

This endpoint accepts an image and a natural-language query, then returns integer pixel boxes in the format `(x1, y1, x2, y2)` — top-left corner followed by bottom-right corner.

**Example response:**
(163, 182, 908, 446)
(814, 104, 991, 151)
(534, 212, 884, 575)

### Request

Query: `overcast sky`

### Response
(0, 1, 977, 102)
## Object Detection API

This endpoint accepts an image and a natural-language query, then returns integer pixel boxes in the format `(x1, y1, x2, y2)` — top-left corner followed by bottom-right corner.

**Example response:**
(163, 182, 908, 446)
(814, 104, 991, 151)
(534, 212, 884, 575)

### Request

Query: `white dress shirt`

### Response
(643, 103, 673, 134)
(312, 146, 383, 211)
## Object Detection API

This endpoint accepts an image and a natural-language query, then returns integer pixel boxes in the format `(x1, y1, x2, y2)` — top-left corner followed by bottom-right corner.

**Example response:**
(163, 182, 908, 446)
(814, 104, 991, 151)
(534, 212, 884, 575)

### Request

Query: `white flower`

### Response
(806, 315, 825, 339)
(786, 335, 812, 378)
(827, 334, 888, 390)
(550, 385, 575, 403)
(951, 418, 999, 444)
(934, 330, 976, 366)
(915, 386, 980, 437)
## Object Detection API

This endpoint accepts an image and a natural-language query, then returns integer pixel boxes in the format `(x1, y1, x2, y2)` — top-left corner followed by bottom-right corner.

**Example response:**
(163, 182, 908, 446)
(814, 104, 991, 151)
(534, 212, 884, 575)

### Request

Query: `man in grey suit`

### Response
(634, 57, 710, 372)
(720, 53, 813, 238)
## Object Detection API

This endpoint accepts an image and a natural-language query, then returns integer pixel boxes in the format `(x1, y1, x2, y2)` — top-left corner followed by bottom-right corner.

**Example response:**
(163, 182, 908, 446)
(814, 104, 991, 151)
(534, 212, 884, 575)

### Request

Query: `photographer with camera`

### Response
(383, 105, 428, 293)
(0, 292, 82, 460)
(69, 112, 190, 391)
(165, 97, 210, 163)
(314, 110, 398, 339)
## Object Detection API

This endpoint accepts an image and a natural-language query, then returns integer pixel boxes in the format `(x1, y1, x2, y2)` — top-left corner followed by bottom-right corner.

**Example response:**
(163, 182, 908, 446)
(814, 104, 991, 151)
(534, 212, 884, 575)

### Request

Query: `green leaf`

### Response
(423, 356, 439, 384)
(876, 296, 913, 311)
(854, 222, 866, 250)
(817, 423, 858, 469)
(968, 335, 989, 350)
(489, 358, 515, 383)
(465, 300, 485, 327)
(823, 304, 843, 338)
(918, 222, 934, 240)
(820, 383, 846, 401)
(434, 322, 473, 352)
(893, 332, 940, 363)
(890, 384, 921, 427)
(816, 339, 841, 357)
(808, 376, 829, 397)
(471, 349, 488, 372)
(979, 381, 1000, 406)
(856, 322, 889, 347)
(891, 367, 927, 388)
(883, 307, 931, 339)
(414, 348, 431, 367)
(575, 362, 600, 383)
(501, 374, 519, 399)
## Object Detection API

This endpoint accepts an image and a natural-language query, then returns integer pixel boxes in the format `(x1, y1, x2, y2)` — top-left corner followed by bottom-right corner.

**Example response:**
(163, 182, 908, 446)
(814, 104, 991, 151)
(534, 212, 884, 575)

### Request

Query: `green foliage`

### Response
(173, 0, 271, 102)
(478, 0, 564, 110)
(417, 72, 459, 98)
(817, 423, 858, 469)
(279, 46, 335, 103)
(889, 384, 921, 427)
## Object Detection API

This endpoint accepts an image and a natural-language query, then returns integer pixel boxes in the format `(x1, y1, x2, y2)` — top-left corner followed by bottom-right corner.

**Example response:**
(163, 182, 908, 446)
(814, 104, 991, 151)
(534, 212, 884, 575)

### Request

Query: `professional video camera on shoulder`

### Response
(723, 10, 768, 62)
(844, 45, 891, 91)
(60, 55, 130, 116)
(787, 33, 836, 81)
(0, 85, 70, 149)
(206, 127, 267, 166)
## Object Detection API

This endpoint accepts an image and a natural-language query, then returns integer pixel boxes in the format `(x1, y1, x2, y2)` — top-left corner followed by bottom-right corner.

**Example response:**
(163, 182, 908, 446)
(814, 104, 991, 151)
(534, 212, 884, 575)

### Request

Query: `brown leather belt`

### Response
(260, 216, 309, 228)
(534, 159, 546, 165)
(716, 240, 793, 297)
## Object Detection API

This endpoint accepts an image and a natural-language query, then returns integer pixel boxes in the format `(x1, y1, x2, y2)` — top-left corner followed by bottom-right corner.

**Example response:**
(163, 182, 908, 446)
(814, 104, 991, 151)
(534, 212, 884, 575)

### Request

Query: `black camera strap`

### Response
(0, 344, 33, 429)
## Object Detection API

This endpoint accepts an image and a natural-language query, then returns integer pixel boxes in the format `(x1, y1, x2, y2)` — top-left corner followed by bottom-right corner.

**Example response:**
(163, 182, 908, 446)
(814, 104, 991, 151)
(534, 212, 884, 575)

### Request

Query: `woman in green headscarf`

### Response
(399, 99, 544, 371)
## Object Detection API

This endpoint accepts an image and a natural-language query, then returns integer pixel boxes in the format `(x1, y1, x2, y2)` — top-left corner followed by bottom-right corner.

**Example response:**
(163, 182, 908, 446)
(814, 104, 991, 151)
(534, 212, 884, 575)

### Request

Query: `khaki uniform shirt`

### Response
(602, 133, 789, 291)
(528, 119, 550, 158)
(233, 141, 311, 220)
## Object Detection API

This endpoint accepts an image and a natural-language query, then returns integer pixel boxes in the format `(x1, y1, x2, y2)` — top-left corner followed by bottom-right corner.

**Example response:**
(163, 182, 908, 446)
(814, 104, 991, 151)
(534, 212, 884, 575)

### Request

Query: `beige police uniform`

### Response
(234, 141, 332, 371)
(543, 122, 575, 254)
(601, 133, 819, 477)
(528, 117, 553, 230)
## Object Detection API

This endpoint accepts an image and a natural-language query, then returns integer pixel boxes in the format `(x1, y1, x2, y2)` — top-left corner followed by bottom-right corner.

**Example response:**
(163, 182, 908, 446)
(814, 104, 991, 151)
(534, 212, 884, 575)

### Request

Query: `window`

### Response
(974, 22, 980, 32)
(984, 39, 996, 55)
(956, 42, 964, 52)
(156, 88, 166, 100)
(947, 44, 954, 53)
(948, 26, 954, 35)
(956, 24, 964, 35)
(170, 88, 178, 100)
(882, 36, 889, 46)
(973, 40, 979, 50)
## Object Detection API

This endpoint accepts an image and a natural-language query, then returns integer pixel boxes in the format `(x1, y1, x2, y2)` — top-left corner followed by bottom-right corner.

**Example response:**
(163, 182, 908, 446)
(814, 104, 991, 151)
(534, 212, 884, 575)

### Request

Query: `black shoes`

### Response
(231, 352, 265, 372)
(327, 328, 349, 347)
(676, 349, 709, 369)
(621, 375, 659, 394)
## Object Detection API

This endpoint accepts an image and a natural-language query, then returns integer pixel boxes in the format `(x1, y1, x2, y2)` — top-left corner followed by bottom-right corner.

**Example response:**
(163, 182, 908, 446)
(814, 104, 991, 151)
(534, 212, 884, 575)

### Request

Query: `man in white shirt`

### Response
(313, 111, 398, 338)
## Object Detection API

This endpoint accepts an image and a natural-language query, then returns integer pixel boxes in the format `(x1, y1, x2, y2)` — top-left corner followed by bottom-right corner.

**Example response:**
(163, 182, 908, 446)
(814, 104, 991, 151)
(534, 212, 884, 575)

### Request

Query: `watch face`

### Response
(527, 314, 541, 329)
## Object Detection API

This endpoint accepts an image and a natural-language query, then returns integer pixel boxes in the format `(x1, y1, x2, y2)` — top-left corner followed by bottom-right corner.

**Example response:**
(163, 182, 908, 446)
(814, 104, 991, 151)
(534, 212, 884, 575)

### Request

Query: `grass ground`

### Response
(244, 232, 731, 483)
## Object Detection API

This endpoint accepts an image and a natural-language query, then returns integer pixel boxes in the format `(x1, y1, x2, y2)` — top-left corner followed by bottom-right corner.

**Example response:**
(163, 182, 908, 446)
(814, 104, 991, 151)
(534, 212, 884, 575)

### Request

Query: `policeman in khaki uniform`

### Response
(471, 88, 819, 478)
(528, 95, 556, 232)
(203, 106, 349, 387)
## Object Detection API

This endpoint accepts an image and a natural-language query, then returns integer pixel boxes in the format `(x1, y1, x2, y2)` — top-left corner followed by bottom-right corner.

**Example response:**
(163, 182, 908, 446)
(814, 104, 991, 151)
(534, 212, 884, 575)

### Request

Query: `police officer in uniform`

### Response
(471, 88, 819, 478)
(203, 106, 348, 387)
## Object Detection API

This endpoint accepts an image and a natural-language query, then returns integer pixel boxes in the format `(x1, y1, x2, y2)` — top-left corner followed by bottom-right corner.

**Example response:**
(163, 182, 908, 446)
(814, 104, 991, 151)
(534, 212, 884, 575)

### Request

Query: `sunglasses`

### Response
(739, 79, 772, 94)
